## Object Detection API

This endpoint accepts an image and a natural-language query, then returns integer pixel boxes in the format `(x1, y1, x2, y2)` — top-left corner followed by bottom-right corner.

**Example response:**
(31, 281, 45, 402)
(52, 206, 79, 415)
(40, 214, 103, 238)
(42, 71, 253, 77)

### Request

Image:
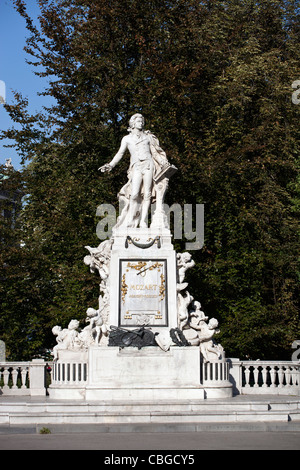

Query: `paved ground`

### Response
(0, 430, 300, 450)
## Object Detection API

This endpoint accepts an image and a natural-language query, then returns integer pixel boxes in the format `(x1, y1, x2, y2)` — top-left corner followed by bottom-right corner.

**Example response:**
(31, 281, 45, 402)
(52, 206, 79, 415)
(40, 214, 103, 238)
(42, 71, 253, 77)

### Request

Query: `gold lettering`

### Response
(129, 284, 159, 291)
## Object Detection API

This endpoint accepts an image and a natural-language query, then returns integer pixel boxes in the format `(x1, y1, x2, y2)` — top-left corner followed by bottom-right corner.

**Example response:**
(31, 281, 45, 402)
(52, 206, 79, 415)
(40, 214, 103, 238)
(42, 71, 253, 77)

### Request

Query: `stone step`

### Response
(0, 398, 299, 414)
(2, 420, 300, 434)
(1, 397, 299, 427)
(1, 406, 300, 427)
(0, 411, 292, 425)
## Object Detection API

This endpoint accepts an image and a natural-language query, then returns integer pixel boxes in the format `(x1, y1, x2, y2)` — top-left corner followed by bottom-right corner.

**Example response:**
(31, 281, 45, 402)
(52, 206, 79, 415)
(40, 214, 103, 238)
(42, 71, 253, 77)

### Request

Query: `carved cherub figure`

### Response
(87, 307, 107, 344)
(84, 239, 112, 280)
(197, 318, 223, 363)
(189, 301, 208, 327)
(52, 320, 80, 359)
(177, 291, 194, 330)
(176, 252, 195, 291)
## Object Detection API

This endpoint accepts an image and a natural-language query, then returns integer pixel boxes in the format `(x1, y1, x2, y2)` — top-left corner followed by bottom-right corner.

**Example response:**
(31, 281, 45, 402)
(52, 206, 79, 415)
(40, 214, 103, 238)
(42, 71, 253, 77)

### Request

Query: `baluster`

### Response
(21, 367, 27, 389)
(252, 366, 259, 387)
(225, 362, 229, 381)
(265, 366, 272, 387)
(244, 365, 250, 387)
(277, 365, 284, 388)
(270, 365, 276, 388)
(72, 363, 76, 383)
(77, 363, 81, 382)
(51, 363, 55, 384)
(279, 365, 285, 387)
(2, 367, 10, 391)
(56, 362, 59, 383)
(261, 365, 268, 388)
(214, 363, 218, 381)
(292, 365, 299, 386)
(210, 363, 214, 381)
(285, 366, 291, 387)
(11, 367, 18, 389)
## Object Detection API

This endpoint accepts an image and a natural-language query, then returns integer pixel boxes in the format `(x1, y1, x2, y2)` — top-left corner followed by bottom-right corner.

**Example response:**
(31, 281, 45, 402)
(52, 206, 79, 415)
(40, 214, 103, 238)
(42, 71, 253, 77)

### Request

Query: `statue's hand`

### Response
(98, 163, 112, 173)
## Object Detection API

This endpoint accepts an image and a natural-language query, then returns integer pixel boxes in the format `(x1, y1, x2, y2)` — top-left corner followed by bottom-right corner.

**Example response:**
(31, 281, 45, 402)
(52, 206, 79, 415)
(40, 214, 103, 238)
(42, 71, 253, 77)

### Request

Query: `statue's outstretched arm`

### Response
(99, 136, 128, 172)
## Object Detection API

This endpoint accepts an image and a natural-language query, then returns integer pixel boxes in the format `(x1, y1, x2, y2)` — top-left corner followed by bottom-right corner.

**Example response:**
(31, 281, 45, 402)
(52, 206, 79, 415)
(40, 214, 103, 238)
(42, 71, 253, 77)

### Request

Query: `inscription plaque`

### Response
(119, 259, 168, 327)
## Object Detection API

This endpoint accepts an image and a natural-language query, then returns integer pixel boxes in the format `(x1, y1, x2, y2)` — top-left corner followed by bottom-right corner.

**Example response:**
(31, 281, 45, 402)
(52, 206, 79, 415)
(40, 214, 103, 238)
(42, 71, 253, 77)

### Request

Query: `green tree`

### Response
(1, 0, 299, 359)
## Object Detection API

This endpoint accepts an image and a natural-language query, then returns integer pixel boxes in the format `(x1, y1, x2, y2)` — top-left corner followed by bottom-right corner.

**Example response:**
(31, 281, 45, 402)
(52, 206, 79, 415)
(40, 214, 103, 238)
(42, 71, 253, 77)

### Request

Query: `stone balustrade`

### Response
(51, 360, 88, 385)
(201, 360, 230, 383)
(229, 359, 300, 395)
(0, 359, 49, 396)
(1, 357, 299, 398)
(200, 360, 232, 398)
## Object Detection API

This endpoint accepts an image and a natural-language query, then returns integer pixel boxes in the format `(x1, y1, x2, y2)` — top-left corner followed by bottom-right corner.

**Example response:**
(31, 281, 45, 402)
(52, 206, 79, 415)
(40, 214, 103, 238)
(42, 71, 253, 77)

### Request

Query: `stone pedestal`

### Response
(85, 346, 205, 400)
(48, 347, 232, 400)
(109, 227, 178, 334)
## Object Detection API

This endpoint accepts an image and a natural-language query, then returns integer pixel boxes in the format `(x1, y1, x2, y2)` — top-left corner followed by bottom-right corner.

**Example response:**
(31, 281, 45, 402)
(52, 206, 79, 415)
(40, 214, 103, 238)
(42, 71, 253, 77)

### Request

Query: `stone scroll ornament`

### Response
(125, 235, 161, 249)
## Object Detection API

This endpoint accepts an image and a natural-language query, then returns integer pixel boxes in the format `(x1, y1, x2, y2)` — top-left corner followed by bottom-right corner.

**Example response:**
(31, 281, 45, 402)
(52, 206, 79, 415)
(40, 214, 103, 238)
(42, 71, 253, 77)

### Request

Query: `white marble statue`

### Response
(52, 306, 110, 357)
(176, 252, 195, 291)
(155, 330, 173, 352)
(189, 301, 208, 326)
(50, 115, 227, 365)
(190, 316, 223, 363)
(84, 239, 111, 342)
(99, 113, 176, 229)
(78, 307, 108, 346)
(52, 320, 80, 359)
(177, 291, 194, 330)
(84, 239, 112, 280)
(76, 310, 95, 348)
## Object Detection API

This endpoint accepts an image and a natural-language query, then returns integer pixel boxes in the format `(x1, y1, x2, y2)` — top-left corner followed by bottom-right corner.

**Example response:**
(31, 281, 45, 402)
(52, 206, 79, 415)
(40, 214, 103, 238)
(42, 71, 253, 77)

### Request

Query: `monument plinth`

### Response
(49, 113, 232, 400)
(109, 227, 178, 335)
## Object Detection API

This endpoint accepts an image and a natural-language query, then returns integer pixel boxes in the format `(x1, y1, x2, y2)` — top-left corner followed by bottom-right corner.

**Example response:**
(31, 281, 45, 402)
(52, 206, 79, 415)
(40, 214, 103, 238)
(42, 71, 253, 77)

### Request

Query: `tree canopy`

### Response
(1, 0, 299, 360)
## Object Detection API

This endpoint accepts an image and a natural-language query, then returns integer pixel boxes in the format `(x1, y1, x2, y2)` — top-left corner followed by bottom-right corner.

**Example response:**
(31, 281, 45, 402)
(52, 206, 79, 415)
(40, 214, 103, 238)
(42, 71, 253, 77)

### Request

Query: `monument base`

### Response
(85, 346, 205, 400)
(49, 346, 232, 400)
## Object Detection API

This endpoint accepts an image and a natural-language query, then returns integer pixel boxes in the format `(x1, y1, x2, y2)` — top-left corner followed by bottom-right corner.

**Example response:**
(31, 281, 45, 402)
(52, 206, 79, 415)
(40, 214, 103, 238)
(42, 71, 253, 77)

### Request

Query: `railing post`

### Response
(2, 367, 10, 392)
(227, 358, 241, 395)
(29, 359, 46, 396)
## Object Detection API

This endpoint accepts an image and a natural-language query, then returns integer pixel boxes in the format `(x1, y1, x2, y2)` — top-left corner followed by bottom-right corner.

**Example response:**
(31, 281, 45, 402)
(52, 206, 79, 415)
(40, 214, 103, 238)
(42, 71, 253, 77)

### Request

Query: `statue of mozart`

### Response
(99, 113, 176, 229)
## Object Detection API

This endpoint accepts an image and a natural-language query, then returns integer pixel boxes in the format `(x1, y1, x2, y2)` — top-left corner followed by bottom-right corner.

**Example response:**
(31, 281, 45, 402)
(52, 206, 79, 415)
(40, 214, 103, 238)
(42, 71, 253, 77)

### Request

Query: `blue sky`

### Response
(0, 0, 54, 170)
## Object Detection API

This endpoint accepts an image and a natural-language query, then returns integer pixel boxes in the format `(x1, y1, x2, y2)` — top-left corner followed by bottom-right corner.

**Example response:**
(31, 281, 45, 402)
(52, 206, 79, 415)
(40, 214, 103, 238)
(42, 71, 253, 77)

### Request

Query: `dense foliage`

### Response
(1, 0, 299, 360)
